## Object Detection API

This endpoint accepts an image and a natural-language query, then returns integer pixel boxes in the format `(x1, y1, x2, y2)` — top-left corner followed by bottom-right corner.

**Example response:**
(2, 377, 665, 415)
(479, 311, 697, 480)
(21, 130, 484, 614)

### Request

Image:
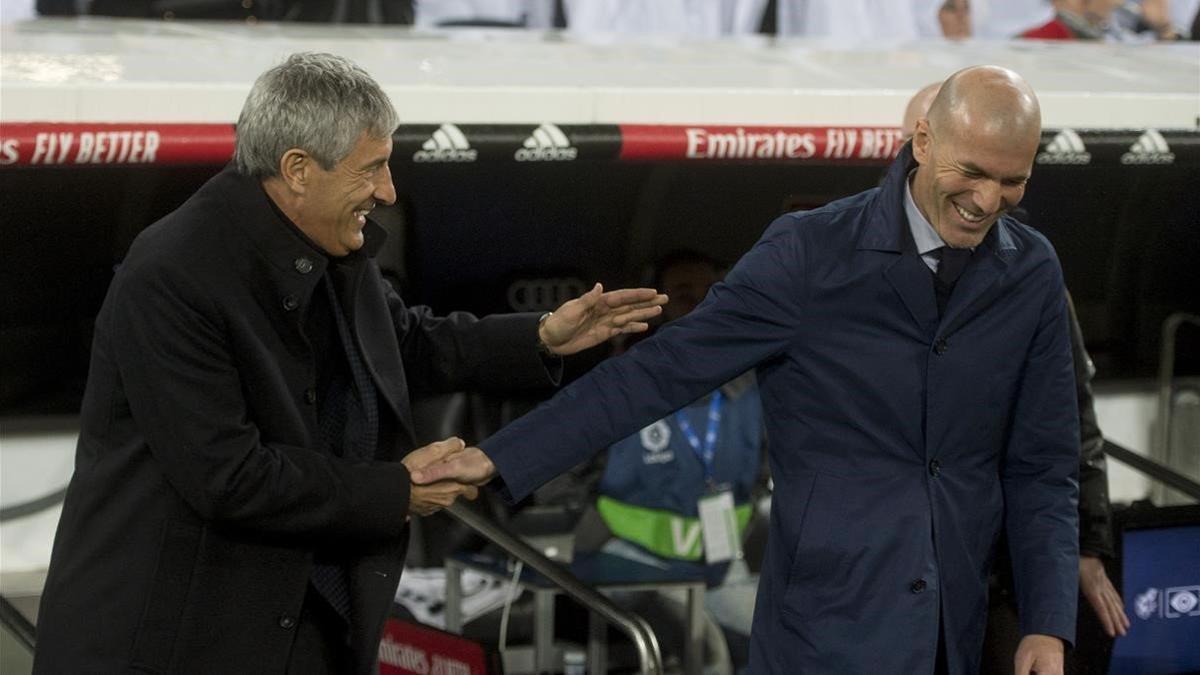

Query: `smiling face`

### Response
(908, 66, 1042, 250)
(910, 120, 1036, 249)
(295, 132, 396, 256)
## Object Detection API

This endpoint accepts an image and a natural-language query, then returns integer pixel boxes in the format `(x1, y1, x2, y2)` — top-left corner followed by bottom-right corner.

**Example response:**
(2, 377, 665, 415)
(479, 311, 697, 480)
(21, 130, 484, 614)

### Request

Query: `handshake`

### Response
(400, 437, 500, 517)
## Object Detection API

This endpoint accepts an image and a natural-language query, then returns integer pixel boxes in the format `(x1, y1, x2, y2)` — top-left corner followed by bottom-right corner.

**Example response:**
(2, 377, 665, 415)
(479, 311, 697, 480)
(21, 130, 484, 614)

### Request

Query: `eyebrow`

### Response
(962, 161, 1029, 183)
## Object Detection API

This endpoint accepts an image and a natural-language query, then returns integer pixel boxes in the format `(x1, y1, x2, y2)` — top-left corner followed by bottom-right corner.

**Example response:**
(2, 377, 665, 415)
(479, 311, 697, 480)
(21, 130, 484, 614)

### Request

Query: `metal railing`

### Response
(1154, 312, 1200, 505)
(445, 502, 664, 675)
(1105, 439, 1200, 502)
(0, 595, 36, 653)
(1156, 313, 1200, 459)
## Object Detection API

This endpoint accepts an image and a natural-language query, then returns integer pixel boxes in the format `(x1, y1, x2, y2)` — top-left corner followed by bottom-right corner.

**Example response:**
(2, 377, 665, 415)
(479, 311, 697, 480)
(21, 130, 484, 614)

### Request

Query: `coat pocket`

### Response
(129, 518, 202, 673)
(781, 470, 847, 619)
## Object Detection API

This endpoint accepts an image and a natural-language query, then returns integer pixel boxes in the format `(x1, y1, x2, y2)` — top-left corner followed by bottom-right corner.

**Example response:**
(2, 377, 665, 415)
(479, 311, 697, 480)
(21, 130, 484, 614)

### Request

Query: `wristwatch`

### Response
(536, 311, 554, 354)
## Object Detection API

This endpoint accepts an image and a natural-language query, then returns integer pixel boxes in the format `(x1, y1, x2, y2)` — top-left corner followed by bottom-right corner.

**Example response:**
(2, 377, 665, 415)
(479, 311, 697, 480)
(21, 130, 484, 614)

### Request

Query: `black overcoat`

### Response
(34, 167, 551, 673)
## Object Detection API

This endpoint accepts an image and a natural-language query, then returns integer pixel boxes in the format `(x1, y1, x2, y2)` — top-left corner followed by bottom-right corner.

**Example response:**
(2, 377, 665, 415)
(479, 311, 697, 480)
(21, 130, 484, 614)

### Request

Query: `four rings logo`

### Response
(506, 277, 588, 312)
(412, 124, 477, 163)
(1037, 129, 1091, 165)
(1121, 129, 1175, 165)
(515, 123, 578, 162)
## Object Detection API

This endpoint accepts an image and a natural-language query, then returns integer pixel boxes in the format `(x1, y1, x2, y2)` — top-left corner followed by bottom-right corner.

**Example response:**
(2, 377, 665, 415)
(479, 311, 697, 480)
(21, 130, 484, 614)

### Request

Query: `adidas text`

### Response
(413, 148, 477, 162)
(514, 124, 578, 162)
(1121, 129, 1175, 165)
(515, 146, 578, 161)
(413, 124, 478, 163)
(1037, 129, 1091, 165)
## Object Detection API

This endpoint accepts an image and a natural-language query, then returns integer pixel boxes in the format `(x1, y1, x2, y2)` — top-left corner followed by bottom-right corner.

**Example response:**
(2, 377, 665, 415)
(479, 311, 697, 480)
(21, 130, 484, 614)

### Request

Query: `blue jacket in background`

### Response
(597, 375, 763, 562)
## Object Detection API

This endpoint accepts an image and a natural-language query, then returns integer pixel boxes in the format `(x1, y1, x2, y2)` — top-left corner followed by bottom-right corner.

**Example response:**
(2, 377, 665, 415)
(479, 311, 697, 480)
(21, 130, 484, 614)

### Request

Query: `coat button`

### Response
(281, 294, 299, 312)
(933, 338, 948, 355)
(294, 257, 314, 274)
(278, 615, 296, 629)
(911, 579, 927, 593)
(304, 388, 317, 405)
(929, 459, 941, 477)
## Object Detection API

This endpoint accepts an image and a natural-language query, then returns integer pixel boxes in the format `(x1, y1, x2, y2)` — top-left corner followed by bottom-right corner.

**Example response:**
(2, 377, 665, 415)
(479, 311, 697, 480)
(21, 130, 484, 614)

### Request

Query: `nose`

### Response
(373, 163, 397, 206)
(974, 179, 1003, 214)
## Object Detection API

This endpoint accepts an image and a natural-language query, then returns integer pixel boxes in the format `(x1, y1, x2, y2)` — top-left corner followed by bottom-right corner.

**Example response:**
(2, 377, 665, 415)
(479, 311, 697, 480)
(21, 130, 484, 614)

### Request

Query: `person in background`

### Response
(562, 0, 768, 37)
(580, 250, 766, 674)
(32, 52, 665, 674)
(1020, 0, 1138, 40)
(775, 0, 924, 41)
(417, 65, 1081, 675)
(414, 0, 556, 29)
(902, 81, 944, 140)
(1112, 0, 1190, 39)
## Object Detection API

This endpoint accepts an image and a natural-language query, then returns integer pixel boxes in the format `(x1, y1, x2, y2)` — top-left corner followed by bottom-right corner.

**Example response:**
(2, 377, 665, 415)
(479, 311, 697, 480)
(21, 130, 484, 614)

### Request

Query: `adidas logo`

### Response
(412, 123, 477, 162)
(1036, 128, 1091, 165)
(1121, 129, 1174, 165)
(514, 123, 578, 162)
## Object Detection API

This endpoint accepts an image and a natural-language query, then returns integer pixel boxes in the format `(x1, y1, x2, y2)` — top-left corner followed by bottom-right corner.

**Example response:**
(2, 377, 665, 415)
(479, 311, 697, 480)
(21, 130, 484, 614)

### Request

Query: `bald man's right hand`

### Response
(402, 437, 481, 517)
(410, 447, 497, 489)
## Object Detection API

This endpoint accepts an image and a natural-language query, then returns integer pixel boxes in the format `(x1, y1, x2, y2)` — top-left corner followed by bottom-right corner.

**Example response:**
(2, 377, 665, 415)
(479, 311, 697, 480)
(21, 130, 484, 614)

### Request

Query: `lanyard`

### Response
(674, 390, 723, 485)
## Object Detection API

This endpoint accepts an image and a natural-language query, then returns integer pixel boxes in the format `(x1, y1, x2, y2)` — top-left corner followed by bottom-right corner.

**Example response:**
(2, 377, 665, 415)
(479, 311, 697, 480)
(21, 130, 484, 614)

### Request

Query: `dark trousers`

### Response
(287, 587, 355, 674)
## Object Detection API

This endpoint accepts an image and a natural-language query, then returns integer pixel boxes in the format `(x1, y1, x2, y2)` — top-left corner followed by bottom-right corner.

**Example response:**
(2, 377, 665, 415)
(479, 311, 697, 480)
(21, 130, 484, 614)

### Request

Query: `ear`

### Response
(911, 118, 932, 165)
(277, 148, 311, 194)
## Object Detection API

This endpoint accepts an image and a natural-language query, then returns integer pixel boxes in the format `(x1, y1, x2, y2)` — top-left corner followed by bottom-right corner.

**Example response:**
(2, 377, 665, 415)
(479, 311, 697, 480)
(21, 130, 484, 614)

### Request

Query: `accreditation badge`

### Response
(698, 486, 741, 564)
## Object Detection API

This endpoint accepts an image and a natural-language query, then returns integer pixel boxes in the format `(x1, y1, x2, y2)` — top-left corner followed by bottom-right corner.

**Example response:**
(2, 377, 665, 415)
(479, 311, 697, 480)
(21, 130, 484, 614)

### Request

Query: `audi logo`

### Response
(506, 277, 589, 312)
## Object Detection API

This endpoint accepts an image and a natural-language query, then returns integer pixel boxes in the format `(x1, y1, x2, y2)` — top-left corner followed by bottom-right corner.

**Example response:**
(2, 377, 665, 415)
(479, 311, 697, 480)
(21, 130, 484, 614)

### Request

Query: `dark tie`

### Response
(311, 273, 380, 624)
(934, 247, 972, 317)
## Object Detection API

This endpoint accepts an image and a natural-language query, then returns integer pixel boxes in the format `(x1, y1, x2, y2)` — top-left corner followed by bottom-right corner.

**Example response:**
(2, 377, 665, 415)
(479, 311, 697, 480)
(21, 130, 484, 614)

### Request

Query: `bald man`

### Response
(417, 66, 1079, 675)
(903, 81, 942, 139)
(901, 79, 1128, 673)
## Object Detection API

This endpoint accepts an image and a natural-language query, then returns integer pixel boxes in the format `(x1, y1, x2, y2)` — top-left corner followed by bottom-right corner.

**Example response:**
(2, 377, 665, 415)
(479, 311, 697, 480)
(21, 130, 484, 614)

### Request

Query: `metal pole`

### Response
(0, 595, 36, 653)
(446, 502, 664, 675)
(1104, 440, 1200, 502)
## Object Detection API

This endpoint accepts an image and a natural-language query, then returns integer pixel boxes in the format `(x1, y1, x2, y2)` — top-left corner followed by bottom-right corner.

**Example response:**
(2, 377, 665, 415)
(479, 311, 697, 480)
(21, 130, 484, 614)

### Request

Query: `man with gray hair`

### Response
(33, 52, 664, 673)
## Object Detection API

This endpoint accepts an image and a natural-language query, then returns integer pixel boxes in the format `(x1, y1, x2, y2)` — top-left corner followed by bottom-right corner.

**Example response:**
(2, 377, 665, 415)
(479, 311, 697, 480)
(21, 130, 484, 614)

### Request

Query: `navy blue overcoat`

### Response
(483, 146, 1080, 673)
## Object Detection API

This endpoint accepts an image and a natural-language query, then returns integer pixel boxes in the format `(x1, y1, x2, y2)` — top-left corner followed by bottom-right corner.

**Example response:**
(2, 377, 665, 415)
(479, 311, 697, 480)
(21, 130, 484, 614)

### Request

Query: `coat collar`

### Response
(206, 164, 388, 288)
(864, 144, 1022, 335)
(202, 166, 416, 437)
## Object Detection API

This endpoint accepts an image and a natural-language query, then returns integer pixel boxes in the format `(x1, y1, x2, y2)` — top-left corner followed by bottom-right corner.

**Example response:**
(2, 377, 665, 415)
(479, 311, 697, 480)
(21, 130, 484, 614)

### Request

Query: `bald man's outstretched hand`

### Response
(410, 447, 497, 489)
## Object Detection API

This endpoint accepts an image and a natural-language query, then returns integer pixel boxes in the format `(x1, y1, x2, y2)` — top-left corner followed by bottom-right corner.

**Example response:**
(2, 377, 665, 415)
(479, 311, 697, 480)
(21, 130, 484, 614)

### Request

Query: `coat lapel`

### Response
(885, 248, 939, 336)
(343, 226, 417, 446)
(860, 142, 940, 336)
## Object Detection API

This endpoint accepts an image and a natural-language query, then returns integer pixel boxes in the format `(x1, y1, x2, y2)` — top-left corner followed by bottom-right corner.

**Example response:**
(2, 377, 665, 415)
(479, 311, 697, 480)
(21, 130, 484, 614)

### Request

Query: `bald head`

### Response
(909, 66, 1043, 250)
(925, 65, 1041, 147)
(902, 82, 941, 139)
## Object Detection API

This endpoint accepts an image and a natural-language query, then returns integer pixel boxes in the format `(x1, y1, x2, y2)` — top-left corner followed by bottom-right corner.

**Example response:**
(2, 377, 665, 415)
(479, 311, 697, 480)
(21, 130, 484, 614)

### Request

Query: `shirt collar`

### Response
(904, 170, 947, 256)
